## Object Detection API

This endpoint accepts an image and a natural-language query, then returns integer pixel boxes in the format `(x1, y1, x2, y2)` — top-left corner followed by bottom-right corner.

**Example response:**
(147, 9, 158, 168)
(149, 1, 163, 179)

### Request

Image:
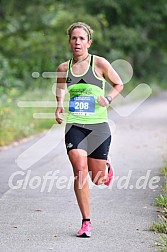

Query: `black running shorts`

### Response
(65, 122, 111, 160)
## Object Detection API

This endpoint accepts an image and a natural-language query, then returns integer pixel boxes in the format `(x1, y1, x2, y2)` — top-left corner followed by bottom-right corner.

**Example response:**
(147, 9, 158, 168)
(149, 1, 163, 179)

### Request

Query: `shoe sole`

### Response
(77, 232, 91, 238)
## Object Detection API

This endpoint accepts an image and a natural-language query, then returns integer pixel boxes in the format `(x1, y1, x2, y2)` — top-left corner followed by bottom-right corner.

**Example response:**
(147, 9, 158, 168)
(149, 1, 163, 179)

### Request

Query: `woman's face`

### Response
(69, 27, 92, 56)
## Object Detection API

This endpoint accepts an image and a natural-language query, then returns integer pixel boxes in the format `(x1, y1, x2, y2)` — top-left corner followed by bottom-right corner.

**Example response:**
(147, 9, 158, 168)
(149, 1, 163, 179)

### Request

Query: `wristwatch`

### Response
(105, 96, 113, 104)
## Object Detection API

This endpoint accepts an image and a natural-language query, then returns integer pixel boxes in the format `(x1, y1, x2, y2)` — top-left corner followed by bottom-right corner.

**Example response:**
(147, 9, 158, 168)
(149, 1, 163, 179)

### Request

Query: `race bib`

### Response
(69, 96, 95, 115)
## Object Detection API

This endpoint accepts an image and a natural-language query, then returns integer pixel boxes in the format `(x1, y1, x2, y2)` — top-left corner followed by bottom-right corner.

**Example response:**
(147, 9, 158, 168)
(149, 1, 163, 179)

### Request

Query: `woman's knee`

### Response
(68, 149, 88, 183)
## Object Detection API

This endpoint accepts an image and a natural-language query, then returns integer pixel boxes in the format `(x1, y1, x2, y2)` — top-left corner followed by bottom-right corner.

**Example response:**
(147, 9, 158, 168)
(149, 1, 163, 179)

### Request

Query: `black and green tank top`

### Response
(66, 54, 107, 124)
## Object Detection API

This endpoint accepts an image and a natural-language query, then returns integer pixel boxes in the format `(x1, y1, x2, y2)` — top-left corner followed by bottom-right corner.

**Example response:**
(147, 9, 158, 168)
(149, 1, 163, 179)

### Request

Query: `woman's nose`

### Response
(75, 38, 80, 44)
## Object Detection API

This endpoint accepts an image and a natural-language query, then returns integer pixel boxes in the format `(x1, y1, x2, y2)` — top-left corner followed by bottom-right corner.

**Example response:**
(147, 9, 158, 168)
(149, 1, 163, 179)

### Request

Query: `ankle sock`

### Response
(82, 218, 90, 223)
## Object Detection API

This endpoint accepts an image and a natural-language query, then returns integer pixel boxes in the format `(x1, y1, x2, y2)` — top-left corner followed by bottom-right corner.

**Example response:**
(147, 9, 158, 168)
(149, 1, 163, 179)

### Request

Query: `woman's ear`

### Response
(87, 39, 92, 49)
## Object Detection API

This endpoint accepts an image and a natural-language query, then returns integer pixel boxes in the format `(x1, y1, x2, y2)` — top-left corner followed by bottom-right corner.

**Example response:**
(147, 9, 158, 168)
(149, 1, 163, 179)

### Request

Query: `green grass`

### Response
(159, 236, 167, 252)
(161, 166, 167, 178)
(151, 164, 167, 251)
(0, 87, 56, 146)
(151, 211, 167, 234)
(154, 195, 167, 208)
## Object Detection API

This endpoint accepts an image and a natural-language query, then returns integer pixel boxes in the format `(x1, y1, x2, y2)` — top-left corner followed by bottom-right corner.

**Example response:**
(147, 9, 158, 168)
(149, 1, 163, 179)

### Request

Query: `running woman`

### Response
(55, 22, 123, 238)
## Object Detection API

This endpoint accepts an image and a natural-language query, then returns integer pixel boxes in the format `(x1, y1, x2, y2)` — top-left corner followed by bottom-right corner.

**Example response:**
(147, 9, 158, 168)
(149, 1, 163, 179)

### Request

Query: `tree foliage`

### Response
(0, 0, 167, 95)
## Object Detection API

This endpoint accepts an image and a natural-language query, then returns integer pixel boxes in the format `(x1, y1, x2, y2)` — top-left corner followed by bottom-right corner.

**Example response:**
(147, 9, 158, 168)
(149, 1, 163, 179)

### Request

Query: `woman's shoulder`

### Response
(93, 55, 110, 69)
(56, 61, 69, 72)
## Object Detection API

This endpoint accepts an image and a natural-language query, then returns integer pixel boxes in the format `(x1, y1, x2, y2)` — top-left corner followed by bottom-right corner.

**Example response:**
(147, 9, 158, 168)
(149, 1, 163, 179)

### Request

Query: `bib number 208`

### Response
(69, 96, 95, 115)
(75, 102, 89, 110)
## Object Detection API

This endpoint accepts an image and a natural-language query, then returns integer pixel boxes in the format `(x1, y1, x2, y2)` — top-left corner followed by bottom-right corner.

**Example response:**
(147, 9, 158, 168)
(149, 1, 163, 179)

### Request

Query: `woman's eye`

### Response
(71, 36, 86, 41)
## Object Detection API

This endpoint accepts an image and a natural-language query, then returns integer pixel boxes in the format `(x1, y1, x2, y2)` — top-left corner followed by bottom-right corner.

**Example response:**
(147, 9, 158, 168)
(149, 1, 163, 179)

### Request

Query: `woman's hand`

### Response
(97, 96, 109, 107)
(55, 107, 64, 124)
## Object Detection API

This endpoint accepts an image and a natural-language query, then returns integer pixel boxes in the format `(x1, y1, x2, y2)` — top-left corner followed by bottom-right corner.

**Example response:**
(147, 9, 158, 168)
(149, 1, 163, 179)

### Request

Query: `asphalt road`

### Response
(0, 91, 167, 252)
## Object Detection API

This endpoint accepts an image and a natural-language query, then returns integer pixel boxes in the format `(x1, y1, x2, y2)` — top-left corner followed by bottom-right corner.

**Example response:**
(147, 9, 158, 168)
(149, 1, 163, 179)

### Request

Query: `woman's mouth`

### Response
(75, 48, 81, 51)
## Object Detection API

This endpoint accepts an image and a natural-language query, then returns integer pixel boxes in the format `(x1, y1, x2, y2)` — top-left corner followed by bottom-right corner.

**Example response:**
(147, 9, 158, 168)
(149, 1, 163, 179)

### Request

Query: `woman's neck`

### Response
(73, 54, 89, 64)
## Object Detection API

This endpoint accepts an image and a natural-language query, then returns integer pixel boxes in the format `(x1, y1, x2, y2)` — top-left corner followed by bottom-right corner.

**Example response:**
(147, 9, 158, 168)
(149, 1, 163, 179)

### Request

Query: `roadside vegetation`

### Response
(151, 165, 167, 251)
(0, 81, 55, 146)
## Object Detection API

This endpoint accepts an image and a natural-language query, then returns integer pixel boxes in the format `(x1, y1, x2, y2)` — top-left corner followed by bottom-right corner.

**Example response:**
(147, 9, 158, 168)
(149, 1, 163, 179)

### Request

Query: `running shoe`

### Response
(104, 158, 114, 186)
(77, 221, 92, 238)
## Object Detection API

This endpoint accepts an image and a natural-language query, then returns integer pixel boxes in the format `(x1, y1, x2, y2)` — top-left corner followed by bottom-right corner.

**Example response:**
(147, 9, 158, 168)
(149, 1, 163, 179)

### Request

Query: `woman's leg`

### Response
(88, 157, 107, 185)
(68, 149, 90, 219)
(85, 123, 111, 184)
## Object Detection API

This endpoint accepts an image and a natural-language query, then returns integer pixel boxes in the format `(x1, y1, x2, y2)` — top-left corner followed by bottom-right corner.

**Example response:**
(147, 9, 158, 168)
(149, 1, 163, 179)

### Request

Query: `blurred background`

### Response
(0, 0, 167, 146)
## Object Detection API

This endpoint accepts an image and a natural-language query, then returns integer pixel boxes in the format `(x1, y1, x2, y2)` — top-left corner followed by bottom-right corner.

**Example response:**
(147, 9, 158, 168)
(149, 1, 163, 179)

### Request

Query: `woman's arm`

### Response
(95, 56, 124, 107)
(55, 63, 67, 124)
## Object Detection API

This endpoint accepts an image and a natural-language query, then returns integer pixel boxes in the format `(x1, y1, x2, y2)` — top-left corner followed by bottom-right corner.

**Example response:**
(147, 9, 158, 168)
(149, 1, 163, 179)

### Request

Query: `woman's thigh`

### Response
(87, 123, 111, 159)
(68, 149, 88, 184)
(65, 124, 91, 154)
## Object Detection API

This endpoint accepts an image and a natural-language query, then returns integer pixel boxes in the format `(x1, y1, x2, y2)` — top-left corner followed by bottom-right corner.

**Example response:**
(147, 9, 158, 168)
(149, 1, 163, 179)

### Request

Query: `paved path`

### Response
(0, 92, 167, 252)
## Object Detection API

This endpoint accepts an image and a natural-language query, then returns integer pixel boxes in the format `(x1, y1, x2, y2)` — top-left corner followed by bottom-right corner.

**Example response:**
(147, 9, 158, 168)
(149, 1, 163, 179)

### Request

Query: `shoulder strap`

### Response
(68, 59, 72, 70)
(90, 54, 93, 67)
